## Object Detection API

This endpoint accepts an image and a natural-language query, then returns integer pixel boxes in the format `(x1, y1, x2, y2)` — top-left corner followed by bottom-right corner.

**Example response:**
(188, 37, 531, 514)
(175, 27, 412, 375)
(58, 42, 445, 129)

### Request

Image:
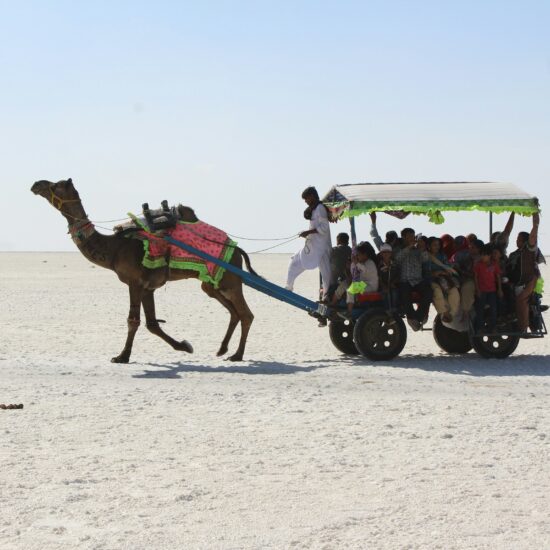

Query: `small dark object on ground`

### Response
(0, 403, 24, 410)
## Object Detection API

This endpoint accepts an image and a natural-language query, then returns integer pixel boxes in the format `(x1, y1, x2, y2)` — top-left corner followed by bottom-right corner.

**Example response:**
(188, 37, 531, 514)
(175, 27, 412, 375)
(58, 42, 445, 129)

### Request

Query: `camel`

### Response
(31, 179, 255, 362)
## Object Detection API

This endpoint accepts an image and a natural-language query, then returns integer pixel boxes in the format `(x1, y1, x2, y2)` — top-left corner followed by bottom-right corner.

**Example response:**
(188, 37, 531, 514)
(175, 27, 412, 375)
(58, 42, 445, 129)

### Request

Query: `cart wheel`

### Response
(432, 314, 472, 354)
(471, 332, 520, 359)
(329, 319, 359, 355)
(353, 309, 407, 361)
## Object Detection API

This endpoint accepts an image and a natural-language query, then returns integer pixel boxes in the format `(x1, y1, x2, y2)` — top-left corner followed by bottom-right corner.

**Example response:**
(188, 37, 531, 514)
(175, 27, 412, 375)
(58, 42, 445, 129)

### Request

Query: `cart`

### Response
(322, 181, 546, 360)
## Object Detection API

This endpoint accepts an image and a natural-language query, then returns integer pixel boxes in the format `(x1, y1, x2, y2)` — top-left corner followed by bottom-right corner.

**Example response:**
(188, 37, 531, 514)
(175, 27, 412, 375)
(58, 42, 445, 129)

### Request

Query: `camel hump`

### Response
(176, 204, 198, 223)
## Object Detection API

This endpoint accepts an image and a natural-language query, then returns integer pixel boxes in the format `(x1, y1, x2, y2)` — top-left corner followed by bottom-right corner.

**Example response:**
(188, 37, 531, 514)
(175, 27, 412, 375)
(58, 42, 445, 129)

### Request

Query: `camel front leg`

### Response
(111, 285, 143, 363)
(142, 290, 193, 353)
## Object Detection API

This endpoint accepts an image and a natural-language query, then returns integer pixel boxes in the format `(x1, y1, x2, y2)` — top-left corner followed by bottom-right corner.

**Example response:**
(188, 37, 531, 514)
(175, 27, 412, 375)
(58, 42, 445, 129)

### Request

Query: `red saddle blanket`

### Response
(138, 221, 236, 289)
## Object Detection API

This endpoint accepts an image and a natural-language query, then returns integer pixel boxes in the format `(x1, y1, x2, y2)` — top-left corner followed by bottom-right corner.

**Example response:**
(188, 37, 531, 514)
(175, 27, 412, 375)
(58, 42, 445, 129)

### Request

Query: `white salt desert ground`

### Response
(1, 252, 549, 550)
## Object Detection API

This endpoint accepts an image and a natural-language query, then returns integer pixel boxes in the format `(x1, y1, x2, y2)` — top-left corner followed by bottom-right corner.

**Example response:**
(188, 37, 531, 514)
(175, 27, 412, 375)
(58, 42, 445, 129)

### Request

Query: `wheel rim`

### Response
(339, 319, 353, 339)
(329, 319, 359, 355)
(477, 334, 513, 352)
(472, 328, 520, 358)
(362, 316, 402, 356)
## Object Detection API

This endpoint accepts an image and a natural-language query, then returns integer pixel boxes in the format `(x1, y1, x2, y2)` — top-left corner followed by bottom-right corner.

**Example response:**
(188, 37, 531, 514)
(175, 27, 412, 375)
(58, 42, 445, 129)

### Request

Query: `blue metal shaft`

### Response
(164, 236, 327, 316)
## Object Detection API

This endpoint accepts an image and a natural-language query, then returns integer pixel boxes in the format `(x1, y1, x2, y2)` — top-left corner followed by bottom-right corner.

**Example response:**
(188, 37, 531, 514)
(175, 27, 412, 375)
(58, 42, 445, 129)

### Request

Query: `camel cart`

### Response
(321, 181, 546, 360)
(166, 181, 545, 361)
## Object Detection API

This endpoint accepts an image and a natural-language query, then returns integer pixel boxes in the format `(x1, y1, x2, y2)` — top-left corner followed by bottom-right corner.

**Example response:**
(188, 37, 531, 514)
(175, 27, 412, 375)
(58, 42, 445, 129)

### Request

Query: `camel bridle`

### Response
(49, 183, 82, 213)
(47, 182, 95, 242)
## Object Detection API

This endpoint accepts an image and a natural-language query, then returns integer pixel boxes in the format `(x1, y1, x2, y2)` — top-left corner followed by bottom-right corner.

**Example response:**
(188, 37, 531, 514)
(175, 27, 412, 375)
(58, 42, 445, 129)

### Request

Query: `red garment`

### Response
(474, 261, 501, 292)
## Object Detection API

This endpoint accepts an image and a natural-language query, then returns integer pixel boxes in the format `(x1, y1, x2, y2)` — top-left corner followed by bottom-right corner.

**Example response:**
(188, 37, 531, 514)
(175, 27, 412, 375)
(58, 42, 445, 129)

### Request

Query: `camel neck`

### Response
(69, 220, 117, 270)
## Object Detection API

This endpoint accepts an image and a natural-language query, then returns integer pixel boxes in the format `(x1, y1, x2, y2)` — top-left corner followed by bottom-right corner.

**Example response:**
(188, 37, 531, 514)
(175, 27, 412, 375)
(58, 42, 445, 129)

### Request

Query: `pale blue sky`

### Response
(2, 0, 549, 251)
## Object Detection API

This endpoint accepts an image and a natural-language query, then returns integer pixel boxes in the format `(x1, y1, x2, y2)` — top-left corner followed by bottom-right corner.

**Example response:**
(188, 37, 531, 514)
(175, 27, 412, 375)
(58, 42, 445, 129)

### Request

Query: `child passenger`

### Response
(474, 244, 503, 333)
(378, 243, 400, 310)
(329, 232, 352, 305)
(492, 246, 514, 314)
(345, 241, 379, 318)
(428, 237, 461, 323)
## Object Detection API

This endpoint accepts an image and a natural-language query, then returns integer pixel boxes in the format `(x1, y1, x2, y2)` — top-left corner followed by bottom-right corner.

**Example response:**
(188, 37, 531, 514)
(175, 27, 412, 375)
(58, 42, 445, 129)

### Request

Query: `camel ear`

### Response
(67, 178, 73, 184)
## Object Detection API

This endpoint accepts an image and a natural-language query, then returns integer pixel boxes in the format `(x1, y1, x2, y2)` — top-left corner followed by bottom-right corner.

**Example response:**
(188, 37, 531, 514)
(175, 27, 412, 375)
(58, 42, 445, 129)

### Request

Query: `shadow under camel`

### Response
(337, 353, 550, 378)
(133, 359, 333, 379)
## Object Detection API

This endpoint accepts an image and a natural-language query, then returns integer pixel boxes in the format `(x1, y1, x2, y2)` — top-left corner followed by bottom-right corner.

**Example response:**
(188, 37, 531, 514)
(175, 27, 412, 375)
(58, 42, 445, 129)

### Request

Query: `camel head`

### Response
(177, 204, 199, 223)
(31, 178, 87, 223)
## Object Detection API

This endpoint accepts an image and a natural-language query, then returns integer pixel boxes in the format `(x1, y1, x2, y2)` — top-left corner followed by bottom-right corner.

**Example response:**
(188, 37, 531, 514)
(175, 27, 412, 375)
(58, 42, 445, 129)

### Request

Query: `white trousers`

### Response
(286, 253, 332, 298)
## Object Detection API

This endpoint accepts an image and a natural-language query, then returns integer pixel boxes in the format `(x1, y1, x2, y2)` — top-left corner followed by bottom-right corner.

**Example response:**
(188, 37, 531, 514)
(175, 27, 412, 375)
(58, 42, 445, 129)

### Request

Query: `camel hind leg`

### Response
(219, 284, 254, 362)
(201, 282, 239, 356)
(142, 290, 193, 354)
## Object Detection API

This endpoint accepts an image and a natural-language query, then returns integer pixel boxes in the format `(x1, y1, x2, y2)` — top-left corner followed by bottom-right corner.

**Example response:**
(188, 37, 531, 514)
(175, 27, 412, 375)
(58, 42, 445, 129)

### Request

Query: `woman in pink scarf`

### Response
(440, 234, 456, 260)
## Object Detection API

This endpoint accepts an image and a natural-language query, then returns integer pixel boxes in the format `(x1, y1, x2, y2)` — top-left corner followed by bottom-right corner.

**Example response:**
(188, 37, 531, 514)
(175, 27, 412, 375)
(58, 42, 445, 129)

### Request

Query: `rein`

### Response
(48, 185, 301, 246)
(142, 223, 300, 254)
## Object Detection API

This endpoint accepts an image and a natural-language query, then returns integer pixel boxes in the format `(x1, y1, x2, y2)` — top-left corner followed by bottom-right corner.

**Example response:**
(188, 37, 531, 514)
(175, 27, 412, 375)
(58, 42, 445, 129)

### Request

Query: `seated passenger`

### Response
(416, 235, 429, 255)
(492, 246, 514, 315)
(378, 243, 400, 311)
(453, 238, 483, 317)
(329, 232, 352, 305)
(428, 237, 460, 323)
(369, 212, 402, 251)
(451, 236, 469, 261)
(474, 245, 503, 333)
(394, 228, 432, 331)
(440, 234, 456, 260)
(345, 241, 379, 318)
(491, 212, 515, 256)
(416, 235, 431, 280)
(506, 213, 541, 333)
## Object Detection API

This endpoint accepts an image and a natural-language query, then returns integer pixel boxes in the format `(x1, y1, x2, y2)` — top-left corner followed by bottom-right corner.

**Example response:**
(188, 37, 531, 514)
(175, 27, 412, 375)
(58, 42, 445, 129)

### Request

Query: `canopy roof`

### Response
(322, 181, 539, 224)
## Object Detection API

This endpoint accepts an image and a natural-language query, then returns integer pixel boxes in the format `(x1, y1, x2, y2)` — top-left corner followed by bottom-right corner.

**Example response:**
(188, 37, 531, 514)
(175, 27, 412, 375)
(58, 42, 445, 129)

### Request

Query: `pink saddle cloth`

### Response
(139, 221, 236, 288)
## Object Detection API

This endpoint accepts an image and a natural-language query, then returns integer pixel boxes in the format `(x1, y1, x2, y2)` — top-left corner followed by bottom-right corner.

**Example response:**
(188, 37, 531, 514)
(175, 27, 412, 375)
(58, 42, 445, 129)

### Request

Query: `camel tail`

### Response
(236, 247, 260, 277)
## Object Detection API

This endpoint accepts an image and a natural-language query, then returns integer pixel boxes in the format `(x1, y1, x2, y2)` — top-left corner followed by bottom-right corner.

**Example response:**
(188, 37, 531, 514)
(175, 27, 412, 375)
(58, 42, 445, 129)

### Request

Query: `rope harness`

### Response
(69, 219, 96, 244)
(175, 225, 301, 254)
(142, 221, 301, 254)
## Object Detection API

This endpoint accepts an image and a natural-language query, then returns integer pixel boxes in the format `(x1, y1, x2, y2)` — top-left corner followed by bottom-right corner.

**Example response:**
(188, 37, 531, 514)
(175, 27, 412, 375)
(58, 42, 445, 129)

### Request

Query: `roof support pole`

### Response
(489, 212, 493, 240)
(349, 217, 357, 247)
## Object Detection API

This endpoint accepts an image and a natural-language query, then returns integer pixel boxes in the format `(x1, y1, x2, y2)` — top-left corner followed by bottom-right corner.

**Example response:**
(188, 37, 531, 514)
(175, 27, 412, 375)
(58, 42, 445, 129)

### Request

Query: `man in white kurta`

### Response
(285, 187, 333, 299)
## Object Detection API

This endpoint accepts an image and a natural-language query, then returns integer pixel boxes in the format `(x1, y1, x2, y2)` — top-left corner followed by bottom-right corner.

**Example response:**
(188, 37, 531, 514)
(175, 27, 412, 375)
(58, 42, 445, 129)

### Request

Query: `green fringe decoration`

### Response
(326, 200, 540, 224)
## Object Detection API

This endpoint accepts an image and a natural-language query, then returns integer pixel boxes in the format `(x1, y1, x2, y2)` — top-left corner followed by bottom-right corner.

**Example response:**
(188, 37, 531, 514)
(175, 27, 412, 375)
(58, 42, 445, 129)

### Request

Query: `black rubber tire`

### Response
(471, 332, 520, 359)
(432, 314, 472, 354)
(329, 318, 359, 355)
(353, 309, 407, 361)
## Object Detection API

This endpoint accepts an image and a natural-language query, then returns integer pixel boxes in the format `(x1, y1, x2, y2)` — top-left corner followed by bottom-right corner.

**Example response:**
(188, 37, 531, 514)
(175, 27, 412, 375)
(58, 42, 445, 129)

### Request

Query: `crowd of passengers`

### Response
(328, 211, 544, 334)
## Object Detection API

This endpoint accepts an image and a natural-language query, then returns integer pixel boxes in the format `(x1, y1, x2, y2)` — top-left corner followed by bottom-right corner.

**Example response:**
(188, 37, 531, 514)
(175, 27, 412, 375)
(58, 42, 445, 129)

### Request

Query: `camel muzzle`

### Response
(31, 181, 48, 195)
